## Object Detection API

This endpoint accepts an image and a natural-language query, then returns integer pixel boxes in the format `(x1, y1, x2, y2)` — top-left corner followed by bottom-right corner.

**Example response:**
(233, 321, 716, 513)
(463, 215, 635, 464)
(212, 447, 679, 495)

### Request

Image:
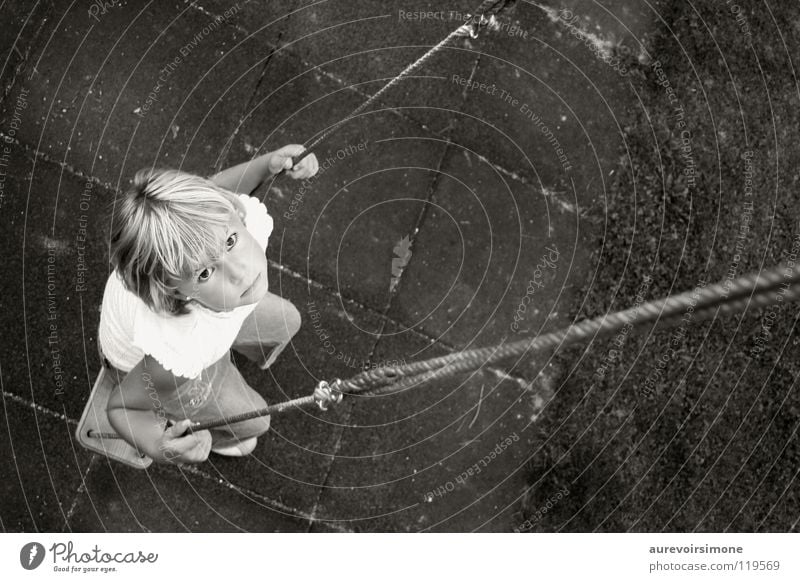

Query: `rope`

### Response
(359, 275, 800, 397)
(276, 0, 514, 171)
(337, 263, 800, 392)
(88, 262, 800, 441)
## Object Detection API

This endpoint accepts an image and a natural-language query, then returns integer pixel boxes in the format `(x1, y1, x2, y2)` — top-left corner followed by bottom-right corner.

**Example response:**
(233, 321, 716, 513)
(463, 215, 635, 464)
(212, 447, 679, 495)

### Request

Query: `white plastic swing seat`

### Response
(75, 366, 153, 469)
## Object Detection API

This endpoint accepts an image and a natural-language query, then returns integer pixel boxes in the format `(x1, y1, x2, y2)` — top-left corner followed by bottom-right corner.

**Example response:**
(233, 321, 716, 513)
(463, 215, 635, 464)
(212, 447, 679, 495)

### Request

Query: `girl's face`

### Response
(174, 213, 269, 311)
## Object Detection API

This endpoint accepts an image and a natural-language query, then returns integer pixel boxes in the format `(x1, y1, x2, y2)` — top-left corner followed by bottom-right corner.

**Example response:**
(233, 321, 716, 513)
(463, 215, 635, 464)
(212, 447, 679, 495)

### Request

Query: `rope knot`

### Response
(457, 13, 498, 38)
(313, 379, 344, 411)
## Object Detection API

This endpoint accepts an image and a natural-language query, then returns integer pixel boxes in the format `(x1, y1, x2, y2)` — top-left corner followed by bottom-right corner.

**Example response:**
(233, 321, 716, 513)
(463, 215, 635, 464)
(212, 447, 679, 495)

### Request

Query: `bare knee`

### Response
(246, 415, 271, 437)
(284, 302, 301, 339)
(226, 415, 271, 441)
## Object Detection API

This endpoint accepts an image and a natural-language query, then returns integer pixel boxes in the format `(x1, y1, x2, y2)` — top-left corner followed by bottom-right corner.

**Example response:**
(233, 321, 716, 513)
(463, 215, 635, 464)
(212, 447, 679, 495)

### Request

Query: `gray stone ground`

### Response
(1, 0, 798, 532)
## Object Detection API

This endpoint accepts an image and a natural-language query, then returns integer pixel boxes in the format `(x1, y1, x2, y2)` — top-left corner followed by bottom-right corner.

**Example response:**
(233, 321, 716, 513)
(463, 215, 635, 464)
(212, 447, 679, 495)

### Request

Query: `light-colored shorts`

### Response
(102, 291, 301, 448)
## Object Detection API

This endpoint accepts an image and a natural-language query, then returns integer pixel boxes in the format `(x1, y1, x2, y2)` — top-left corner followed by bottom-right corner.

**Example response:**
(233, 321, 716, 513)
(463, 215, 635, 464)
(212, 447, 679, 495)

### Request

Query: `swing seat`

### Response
(75, 366, 153, 469)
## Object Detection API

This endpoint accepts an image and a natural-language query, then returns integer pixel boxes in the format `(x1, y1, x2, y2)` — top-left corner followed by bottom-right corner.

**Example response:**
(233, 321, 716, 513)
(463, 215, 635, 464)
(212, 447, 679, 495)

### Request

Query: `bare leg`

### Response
(233, 291, 301, 370)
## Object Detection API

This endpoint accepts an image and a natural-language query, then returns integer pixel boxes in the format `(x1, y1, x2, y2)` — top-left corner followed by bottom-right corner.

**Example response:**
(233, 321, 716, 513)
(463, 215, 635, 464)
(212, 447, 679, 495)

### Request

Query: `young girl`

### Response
(99, 145, 318, 464)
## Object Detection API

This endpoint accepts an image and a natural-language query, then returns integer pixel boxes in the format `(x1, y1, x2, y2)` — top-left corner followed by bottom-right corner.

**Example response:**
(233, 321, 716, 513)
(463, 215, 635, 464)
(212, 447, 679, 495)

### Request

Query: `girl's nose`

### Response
(222, 255, 248, 285)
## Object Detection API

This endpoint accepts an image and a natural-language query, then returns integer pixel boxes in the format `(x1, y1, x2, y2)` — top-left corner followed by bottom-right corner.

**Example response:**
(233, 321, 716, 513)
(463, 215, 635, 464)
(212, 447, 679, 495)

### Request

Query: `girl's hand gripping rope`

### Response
(156, 419, 212, 464)
(268, 144, 319, 180)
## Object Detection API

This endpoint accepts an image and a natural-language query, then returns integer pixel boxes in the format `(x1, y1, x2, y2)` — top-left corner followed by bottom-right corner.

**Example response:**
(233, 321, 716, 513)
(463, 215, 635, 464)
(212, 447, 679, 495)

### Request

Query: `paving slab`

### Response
(205, 0, 477, 85)
(0, 0, 53, 99)
(215, 0, 524, 164)
(311, 326, 555, 531)
(0, 398, 92, 532)
(1, 142, 109, 420)
(447, 1, 641, 189)
(67, 458, 311, 532)
(198, 0, 302, 42)
(1, 1, 268, 185)
(387, 144, 583, 353)
(271, 0, 481, 136)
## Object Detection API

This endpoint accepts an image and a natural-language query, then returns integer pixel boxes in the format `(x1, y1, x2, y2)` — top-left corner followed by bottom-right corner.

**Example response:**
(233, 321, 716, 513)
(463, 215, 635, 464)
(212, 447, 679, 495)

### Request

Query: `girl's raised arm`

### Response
(210, 144, 318, 194)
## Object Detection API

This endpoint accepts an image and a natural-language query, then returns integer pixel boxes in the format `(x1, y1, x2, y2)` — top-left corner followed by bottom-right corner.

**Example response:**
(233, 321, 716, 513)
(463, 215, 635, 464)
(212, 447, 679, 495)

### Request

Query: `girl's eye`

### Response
(198, 268, 213, 282)
(226, 233, 238, 250)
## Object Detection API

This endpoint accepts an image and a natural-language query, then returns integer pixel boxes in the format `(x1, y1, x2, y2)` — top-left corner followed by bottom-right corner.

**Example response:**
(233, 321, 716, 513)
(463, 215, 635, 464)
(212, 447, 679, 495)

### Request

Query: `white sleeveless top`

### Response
(98, 194, 273, 379)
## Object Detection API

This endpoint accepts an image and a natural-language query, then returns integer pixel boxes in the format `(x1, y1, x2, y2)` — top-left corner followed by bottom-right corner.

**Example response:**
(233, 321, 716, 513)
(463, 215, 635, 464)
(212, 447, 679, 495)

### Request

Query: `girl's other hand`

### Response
(157, 419, 212, 464)
(268, 144, 319, 179)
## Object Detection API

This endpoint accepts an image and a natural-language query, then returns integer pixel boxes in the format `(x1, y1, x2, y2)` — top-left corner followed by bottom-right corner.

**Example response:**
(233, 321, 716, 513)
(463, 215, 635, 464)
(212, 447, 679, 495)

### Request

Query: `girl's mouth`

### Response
(240, 273, 261, 297)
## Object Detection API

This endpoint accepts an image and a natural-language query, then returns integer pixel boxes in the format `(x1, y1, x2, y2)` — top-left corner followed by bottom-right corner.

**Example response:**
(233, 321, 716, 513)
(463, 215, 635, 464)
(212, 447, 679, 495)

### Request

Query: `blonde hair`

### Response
(110, 168, 245, 315)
